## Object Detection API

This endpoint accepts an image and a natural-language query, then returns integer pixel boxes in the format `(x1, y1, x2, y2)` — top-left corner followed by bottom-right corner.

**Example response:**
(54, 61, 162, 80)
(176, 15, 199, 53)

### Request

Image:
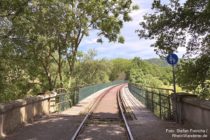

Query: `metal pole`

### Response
(172, 65, 178, 122)
(172, 65, 176, 94)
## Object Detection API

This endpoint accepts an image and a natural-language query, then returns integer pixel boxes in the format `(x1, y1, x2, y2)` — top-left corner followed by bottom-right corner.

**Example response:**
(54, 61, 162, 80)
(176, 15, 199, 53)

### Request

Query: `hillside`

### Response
(145, 58, 169, 67)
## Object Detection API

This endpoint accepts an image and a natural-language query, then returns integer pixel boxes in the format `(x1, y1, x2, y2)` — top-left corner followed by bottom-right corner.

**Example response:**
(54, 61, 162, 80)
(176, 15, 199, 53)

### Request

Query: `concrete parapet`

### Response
(0, 92, 56, 138)
(171, 93, 210, 129)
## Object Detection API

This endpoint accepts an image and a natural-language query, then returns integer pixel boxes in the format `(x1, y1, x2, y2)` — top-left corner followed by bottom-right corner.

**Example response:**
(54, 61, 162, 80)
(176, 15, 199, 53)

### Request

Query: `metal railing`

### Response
(53, 80, 127, 112)
(78, 80, 127, 102)
(128, 83, 173, 120)
(54, 88, 78, 112)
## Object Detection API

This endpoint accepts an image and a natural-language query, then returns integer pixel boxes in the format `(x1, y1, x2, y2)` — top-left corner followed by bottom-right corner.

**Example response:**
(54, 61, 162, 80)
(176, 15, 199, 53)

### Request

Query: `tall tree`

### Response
(137, 0, 210, 97)
(137, 0, 210, 56)
(0, 0, 138, 90)
(177, 54, 210, 91)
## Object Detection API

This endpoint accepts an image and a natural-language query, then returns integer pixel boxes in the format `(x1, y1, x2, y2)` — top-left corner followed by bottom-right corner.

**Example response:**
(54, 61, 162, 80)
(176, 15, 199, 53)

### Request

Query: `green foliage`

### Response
(74, 50, 112, 85)
(76, 59, 112, 85)
(196, 80, 210, 99)
(128, 57, 172, 88)
(145, 58, 169, 67)
(109, 58, 132, 81)
(137, 0, 210, 56)
(177, 54, 210, 98)
(137, 0, 210, 98)
(74, 55, 171, 89)
(0, 55, 42, 102)
(129, 68, 145, 84)
(0, 0, 137, 102)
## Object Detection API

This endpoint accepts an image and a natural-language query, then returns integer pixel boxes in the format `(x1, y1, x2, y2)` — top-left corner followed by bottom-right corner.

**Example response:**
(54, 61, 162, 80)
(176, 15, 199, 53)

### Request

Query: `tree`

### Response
(110, 58, 132, 81)
(137, 0, 210, 97)
(74, 50, 112, 85)
(0, 0, 138, 90)
(129, 68, 145, 84)
(128, 57, 170, 88)
(0, 0, 138, 102)
(137, 0, 210, 56)
(197, 80, 210, 99)
(177, 54, 210, 92)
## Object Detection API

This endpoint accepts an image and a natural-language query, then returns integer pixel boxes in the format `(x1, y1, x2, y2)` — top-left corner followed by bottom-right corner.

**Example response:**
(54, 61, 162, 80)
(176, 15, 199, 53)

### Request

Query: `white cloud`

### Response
(79, 0, 186, 59)
(83, 38, 98, 45)
(130, 9, 146, 18)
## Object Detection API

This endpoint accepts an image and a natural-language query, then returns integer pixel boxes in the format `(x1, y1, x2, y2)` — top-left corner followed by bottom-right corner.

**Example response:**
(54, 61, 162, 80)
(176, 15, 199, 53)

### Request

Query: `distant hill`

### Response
(144, 58, 170, 67)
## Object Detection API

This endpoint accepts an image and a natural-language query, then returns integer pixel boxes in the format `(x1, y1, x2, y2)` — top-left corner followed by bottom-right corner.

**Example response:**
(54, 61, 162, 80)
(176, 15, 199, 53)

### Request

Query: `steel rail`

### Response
(71, 85, 117, 140)
(117, 86, 134, 140)
(121, 87, 137, 120)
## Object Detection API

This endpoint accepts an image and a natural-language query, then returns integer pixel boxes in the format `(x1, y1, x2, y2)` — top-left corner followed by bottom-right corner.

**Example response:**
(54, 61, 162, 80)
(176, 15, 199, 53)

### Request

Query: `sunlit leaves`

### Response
(0, 0, 137, 102)
(177, 54, 210, 95)
(137, 0, 210, 57)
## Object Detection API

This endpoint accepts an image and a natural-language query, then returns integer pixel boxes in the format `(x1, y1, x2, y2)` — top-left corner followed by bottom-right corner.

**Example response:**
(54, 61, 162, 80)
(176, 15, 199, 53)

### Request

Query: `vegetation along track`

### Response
(71, 84, 134, 140)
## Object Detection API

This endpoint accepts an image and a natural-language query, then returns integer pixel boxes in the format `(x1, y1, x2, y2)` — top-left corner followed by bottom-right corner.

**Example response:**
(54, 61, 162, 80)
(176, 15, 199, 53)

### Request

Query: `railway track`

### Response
(71, 85, 134, 140)
(122, 87, 144, 113)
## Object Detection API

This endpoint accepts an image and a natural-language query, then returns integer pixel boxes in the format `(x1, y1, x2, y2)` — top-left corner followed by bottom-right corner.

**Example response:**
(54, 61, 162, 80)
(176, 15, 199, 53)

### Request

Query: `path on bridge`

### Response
(121, 86, 196, 140)
(4, 84, 206, 140)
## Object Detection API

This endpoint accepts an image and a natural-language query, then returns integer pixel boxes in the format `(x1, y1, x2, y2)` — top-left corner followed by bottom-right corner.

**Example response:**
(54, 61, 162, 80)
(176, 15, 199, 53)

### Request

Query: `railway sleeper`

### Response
(87, 118, 122, 124)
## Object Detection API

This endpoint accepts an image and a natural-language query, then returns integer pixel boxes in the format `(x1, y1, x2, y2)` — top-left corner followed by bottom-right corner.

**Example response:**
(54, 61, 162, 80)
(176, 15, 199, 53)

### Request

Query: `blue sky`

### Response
(79, 0, 186, 59)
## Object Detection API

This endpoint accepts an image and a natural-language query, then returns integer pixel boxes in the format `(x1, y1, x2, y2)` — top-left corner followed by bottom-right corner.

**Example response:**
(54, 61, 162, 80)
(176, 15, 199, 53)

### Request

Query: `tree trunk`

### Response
(42, 61, 54, 90)
(58, 45, 63, 88)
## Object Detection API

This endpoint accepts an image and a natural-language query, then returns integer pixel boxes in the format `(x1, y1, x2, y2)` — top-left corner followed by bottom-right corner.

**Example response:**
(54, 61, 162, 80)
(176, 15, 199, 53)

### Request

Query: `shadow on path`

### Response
(4, 114, 84, 140)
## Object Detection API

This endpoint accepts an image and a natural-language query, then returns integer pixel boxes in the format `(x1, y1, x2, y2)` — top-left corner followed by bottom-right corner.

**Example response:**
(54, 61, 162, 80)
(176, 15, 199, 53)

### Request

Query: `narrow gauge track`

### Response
(71, 85, 134, 140)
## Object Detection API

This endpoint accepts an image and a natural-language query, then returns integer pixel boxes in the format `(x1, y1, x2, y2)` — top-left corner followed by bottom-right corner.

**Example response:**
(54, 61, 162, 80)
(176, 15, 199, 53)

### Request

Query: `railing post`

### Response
(159, 93, 162, 119)
(74, 87, 79, 104)
(151, 91, 154, 112)
(49, 91, 57, 113)
(168, 95, 171, 119)
(71, 88, 74, 105)
(145, 90, 149, 108)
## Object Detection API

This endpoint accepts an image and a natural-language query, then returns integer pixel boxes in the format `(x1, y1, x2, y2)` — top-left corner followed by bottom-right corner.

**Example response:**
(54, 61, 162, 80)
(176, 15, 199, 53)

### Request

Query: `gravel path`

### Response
(121, 85, 209, 140)
(4, 115, 84, 140)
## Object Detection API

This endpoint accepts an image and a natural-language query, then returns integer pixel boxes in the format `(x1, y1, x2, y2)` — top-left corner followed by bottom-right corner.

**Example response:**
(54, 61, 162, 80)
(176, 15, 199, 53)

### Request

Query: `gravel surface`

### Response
(4, 115, 84, 140)
(122, 86, 209, 140)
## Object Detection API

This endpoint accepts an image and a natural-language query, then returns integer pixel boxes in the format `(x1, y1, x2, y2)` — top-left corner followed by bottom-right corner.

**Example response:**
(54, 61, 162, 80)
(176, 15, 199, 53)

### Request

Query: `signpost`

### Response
(166, 53, 179, 94)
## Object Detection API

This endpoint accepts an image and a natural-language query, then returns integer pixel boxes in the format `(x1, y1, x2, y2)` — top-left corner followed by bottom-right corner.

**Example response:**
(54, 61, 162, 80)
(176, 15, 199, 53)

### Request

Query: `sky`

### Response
(79, 0, 186, 59)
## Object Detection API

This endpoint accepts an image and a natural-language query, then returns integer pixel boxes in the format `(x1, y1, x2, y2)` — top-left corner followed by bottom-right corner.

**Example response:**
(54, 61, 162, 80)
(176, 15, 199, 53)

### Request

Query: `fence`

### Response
(128, 83, 173, 120)
(78, 80, 127, 101)
(54, 88, 78, 112)
(54, 80, 127, 112)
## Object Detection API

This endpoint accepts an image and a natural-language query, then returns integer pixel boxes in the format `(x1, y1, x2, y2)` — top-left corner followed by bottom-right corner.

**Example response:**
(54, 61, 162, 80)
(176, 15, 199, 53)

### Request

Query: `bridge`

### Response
(0, 81, 209, 140)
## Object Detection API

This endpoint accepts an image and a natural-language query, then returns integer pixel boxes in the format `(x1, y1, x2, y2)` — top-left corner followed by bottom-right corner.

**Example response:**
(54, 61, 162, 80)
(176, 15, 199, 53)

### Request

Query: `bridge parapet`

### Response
(128, 83, 210, 130)
(0, 80, 127, 138)
(0, 92, 57, 138)
(172, 93, 210, 129)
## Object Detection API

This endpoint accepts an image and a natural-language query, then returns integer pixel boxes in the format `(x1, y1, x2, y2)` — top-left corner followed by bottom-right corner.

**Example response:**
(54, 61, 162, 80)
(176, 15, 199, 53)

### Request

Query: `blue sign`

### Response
(166, 53, 178, 65)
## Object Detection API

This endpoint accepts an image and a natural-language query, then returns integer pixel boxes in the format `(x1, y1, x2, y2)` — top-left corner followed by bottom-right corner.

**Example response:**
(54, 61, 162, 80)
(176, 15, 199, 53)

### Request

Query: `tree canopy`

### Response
(176, 54, 210, 98)
(137, 0, 210, 98)
(128, 57, 172, 88)
(0, 0, 138, 102)
(137, 0, 210, 56)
